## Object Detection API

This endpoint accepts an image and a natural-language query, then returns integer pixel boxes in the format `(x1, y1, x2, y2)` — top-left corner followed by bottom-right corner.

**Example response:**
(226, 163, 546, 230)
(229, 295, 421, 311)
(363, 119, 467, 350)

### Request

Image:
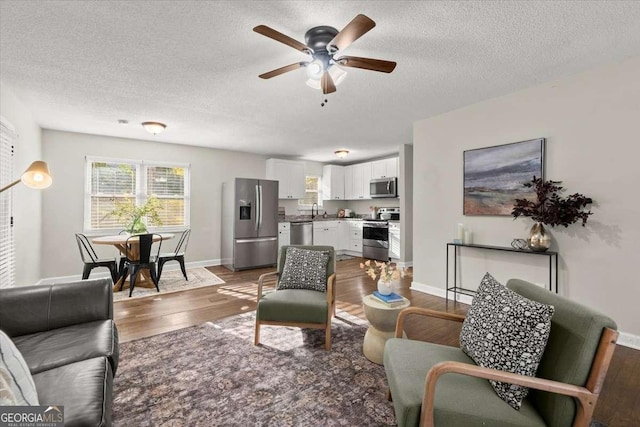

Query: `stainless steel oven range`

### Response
(362, 207, 400, 261)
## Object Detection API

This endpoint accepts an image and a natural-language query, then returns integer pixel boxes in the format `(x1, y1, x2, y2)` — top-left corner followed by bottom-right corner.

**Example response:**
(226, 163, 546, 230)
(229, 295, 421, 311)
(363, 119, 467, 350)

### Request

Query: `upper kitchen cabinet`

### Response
(322, 165, 345, 200)
(371, 157, 399, 179)
(345, 162, 371, 200)
(266, 159, 305, 199)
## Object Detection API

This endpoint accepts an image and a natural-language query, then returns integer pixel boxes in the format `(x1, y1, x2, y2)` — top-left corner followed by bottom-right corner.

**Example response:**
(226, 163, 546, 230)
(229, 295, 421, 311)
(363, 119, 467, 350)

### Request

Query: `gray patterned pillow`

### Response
(278, 247, 330, 292)
(460, 273, 554, 410)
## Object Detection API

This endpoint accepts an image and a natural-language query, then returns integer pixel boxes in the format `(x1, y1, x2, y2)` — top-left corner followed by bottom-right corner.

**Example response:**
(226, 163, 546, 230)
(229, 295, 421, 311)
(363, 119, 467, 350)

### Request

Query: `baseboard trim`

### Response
(37, 259, 221, 285)
(410, 281, 640, 350)
(410, 281, 473, 305)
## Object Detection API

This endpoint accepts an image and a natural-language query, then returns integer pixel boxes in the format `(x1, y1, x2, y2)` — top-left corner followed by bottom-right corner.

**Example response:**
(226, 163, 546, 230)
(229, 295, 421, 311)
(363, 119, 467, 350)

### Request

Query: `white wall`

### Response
(41, 130, 267, 278)
(0, 83, 43, 286)
(413, 57, 640, 341)
(399, 144, 413, 263)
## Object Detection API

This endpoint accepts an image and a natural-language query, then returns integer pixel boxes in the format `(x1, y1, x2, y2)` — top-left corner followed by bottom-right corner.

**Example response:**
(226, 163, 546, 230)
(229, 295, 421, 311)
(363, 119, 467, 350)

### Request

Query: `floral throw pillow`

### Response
(459, 273, 555, 410)
(277, 247, 330, 292)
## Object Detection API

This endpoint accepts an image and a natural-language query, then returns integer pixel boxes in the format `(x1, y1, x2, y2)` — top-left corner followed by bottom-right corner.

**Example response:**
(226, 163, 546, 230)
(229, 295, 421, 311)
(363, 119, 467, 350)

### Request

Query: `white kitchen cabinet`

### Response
(371, 157, 399, 179)
(322, 165, 345, 200)
(345, 162, 371, 200)
(348, 221, 363, 255)
(278, 222, 290, 254)
(337, 220, 350, 251)
(266, 159, 305, 199)
(313, 221, 338, 248)
(389, 221, 400, 260)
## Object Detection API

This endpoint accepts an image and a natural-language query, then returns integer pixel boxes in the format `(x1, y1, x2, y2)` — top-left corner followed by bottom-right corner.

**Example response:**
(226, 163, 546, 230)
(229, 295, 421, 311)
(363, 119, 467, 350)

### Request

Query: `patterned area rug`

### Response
(112, 267, 224, 302)
(113, 311, 396, 426)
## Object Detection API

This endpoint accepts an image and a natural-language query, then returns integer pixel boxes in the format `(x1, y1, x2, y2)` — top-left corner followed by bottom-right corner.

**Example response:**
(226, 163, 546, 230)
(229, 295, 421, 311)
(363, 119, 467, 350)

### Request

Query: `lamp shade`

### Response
(21, 161, 52, 189)
(334, 150, 349, 159)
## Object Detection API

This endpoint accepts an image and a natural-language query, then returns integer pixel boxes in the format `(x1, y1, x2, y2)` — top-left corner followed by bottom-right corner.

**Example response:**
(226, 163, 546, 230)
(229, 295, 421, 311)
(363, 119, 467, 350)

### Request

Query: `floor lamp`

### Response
(0, 161, 53, 193)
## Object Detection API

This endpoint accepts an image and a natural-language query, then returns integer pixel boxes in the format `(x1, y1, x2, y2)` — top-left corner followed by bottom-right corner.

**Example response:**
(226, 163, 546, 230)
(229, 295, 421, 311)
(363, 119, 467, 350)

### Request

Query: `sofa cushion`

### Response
(33, 357, 112, 427)
(257, 289, 328, 324)
(12, 320, 119, 375)
(278, 247, 330, 292)
(384, 338, 546, 427)
(0, 330, 39, 405)
(460, 273, 554, 410)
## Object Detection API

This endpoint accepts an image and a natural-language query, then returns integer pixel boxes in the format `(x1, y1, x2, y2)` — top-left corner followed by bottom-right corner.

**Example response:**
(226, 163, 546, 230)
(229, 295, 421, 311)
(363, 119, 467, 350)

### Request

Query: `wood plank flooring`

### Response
(114, 257, 638, 426)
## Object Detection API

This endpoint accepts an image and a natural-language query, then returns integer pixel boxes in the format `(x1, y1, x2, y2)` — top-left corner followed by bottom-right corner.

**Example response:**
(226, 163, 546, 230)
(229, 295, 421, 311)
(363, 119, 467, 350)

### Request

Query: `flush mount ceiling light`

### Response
(334, 149, 349, 159)
(254, 14, 396, 101)
(141, 121, 166, 135)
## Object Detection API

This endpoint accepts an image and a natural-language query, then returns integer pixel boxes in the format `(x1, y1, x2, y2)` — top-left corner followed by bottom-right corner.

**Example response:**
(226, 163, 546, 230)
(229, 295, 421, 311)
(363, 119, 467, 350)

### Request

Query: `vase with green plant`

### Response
(108, 195, 163, 234)
(511, 176, 593, 251)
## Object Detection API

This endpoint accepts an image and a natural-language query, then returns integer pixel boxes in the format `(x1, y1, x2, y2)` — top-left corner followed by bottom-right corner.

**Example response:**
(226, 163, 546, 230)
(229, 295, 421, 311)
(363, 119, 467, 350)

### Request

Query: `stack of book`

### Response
(372, 291, 405, 307)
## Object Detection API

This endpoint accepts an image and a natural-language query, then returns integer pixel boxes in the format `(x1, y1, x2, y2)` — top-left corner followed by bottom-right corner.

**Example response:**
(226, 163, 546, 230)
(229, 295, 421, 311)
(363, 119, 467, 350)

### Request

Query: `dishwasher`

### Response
(290, 221, 313, 245)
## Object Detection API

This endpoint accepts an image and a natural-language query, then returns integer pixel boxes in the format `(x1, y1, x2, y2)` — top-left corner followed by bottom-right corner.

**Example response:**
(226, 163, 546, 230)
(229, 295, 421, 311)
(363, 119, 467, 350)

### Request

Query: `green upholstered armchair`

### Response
(384, 278, 618, 427)
(254, 245, 336, 350)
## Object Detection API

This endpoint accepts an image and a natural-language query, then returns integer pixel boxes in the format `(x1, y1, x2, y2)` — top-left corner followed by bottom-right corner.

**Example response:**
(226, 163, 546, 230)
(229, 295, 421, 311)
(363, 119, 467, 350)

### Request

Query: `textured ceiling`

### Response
(2, 1, 640, 163)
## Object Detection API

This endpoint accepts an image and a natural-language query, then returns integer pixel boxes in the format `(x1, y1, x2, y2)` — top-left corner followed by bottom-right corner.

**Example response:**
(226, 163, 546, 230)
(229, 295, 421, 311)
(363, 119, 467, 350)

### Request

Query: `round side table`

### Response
(362, 294, 410, 364)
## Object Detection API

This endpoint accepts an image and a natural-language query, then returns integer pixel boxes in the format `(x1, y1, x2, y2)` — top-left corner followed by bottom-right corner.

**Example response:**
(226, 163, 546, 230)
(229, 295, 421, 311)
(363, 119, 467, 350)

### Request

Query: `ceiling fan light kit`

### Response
(254, 14, 396, 104)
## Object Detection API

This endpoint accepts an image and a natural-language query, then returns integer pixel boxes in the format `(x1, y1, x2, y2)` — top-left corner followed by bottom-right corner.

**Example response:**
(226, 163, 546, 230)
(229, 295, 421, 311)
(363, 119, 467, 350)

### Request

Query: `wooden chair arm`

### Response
(395, 307, 466, 338)
(257, 271, 279, 302)
(326, 273, 336, 306)
(420, 361, 594, 427)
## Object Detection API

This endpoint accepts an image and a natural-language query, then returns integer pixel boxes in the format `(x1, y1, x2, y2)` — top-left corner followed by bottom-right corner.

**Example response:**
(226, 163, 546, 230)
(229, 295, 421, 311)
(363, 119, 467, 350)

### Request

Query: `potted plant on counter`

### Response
(511, 176, 593, 251)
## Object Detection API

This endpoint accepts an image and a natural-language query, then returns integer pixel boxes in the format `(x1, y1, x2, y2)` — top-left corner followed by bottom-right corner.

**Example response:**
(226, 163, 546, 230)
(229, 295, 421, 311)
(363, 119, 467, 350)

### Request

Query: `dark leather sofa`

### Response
(0, 278, 119, 427)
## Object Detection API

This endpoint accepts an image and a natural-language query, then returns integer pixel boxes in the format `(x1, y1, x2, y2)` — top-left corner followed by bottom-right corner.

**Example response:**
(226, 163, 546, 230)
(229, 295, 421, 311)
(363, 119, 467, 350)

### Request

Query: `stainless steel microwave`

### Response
(370, 177, 397, 198)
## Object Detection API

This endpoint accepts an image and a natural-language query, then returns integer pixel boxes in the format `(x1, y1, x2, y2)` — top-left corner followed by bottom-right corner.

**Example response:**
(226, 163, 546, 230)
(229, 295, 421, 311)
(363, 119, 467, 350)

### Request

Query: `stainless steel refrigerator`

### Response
(221, 178, 279, 271)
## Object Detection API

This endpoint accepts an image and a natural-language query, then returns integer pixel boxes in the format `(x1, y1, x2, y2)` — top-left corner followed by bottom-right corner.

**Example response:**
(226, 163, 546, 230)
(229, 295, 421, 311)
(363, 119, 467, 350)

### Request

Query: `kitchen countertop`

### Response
(279, 216, 364, 223)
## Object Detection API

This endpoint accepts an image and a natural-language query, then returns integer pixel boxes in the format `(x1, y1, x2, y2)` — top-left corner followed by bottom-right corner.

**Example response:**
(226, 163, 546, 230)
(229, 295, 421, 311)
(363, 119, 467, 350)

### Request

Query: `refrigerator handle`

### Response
(258, 185, 263, 231)
(255, 184, 260, 231)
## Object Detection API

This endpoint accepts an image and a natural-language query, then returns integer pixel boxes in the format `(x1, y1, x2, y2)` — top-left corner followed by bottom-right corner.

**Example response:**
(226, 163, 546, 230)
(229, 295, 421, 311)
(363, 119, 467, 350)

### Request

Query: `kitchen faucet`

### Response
(311, 202, 318, 219)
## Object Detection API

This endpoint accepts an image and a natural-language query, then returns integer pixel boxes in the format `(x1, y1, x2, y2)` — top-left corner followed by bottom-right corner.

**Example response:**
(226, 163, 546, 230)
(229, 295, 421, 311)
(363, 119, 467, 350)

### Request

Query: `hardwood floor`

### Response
(114, 257, 639, 426)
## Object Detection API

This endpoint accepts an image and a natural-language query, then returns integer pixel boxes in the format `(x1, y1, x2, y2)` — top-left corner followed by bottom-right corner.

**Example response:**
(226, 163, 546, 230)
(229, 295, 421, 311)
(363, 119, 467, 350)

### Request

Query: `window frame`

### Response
(297, 175, 323, 209)
(84, 156, 191, 234)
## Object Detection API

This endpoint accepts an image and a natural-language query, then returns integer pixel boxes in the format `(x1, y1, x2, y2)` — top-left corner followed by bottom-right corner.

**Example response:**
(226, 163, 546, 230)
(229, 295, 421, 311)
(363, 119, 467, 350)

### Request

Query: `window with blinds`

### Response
(85, 157, 190, 232)
(0, 117, 16, 288)
(298, 176, 322, 207)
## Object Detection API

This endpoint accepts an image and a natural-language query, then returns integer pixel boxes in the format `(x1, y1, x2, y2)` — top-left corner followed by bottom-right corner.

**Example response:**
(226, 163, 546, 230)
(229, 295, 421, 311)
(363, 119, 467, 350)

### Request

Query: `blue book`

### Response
(373, 291, 403, 303)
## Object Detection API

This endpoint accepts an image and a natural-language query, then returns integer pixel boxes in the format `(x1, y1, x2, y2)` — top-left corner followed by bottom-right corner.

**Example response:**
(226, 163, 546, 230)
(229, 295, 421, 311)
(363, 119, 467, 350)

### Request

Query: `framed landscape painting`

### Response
(464, 138, 545, 215)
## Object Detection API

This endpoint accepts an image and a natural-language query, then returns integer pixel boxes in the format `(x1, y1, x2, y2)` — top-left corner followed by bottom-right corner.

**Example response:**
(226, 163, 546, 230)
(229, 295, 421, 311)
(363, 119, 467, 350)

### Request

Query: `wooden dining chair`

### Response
(75, 233, 119, 284)
(119, 233, 162, 297)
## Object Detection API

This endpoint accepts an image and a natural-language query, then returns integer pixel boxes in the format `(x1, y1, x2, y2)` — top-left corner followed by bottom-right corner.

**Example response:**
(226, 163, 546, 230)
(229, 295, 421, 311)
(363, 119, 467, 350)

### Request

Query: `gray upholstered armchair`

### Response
(383, 278, 618, 427)
(254, 245, 336, 350)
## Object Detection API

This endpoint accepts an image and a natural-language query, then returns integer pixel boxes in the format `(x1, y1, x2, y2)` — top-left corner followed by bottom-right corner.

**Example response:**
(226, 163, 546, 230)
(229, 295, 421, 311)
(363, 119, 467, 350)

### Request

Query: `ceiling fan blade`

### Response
(329, 14, 376, 52)
(321, 71, 336, 94)
(253, 25, 309, 53)
(337, 56, 397, 73)
(259, 62, 307, 79)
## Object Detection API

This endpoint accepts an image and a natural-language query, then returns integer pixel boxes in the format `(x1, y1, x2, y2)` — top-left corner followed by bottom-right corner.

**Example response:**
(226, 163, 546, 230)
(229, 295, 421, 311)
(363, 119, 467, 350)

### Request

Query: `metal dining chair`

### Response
(157, 229, 191, 282)
(75, 233, 119, 284)
(119, 233, 162, 297)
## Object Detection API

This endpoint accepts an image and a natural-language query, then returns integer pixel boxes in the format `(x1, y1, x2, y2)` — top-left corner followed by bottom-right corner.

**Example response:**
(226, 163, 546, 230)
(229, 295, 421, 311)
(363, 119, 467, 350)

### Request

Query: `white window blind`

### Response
(85, 157, 190, 233)
(298, 176, 322, 207)
(0, 117, 16, 288)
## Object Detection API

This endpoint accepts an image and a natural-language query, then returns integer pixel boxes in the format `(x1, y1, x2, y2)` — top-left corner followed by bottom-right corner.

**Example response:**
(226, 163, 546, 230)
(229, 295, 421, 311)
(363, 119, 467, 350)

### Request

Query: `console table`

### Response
(446, 242, 558, 303)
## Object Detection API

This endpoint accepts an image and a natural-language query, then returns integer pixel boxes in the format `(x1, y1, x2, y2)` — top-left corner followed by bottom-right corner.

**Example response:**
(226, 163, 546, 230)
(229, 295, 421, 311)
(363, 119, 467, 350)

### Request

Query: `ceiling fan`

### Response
(253, 14, 396, 96)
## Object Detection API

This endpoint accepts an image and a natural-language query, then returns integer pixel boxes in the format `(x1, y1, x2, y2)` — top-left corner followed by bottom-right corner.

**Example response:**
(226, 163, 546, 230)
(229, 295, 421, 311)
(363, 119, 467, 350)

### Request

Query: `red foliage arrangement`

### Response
(511, 177, 593, 227)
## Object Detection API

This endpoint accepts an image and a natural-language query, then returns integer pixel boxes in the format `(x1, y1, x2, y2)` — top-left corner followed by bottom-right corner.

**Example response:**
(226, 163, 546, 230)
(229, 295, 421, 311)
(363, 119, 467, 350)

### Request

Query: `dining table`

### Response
(92, 233, 174, 292)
